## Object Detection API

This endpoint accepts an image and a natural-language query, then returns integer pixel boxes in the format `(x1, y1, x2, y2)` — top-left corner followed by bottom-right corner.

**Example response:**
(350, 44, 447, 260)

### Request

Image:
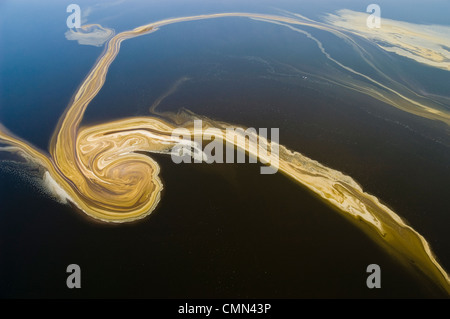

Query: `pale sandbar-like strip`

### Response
(65, 24, 114, 47)
(0, 12, 449, 295)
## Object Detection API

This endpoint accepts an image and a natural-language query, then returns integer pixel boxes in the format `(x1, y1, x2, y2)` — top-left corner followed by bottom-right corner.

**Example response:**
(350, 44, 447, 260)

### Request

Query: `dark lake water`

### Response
(0, 0, 449, 298)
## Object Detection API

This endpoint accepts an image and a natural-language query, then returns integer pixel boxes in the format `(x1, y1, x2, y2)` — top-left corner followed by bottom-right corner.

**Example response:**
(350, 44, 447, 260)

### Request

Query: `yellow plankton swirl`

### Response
(0, 12, 449, 294)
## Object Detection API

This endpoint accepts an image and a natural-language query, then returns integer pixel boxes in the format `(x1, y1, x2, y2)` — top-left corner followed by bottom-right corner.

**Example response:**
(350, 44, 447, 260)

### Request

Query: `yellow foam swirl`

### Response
(0, 12, 449, 295)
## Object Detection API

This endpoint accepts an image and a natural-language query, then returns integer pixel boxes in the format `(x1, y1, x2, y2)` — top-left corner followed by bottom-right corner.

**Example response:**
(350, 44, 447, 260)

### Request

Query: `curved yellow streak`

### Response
(0, 12, 449, 295)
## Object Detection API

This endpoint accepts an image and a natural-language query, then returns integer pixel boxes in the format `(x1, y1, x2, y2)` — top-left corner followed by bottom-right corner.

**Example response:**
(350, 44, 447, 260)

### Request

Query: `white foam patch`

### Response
(65, 24, 114, 47)
(42, 171, 73, 205)
(1, 160, 84, 214)
(0, 161, 66, 205)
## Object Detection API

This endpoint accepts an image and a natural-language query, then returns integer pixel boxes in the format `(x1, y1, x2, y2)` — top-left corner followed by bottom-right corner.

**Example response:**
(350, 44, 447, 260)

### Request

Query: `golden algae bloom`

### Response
(0, 12, 449, 295)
